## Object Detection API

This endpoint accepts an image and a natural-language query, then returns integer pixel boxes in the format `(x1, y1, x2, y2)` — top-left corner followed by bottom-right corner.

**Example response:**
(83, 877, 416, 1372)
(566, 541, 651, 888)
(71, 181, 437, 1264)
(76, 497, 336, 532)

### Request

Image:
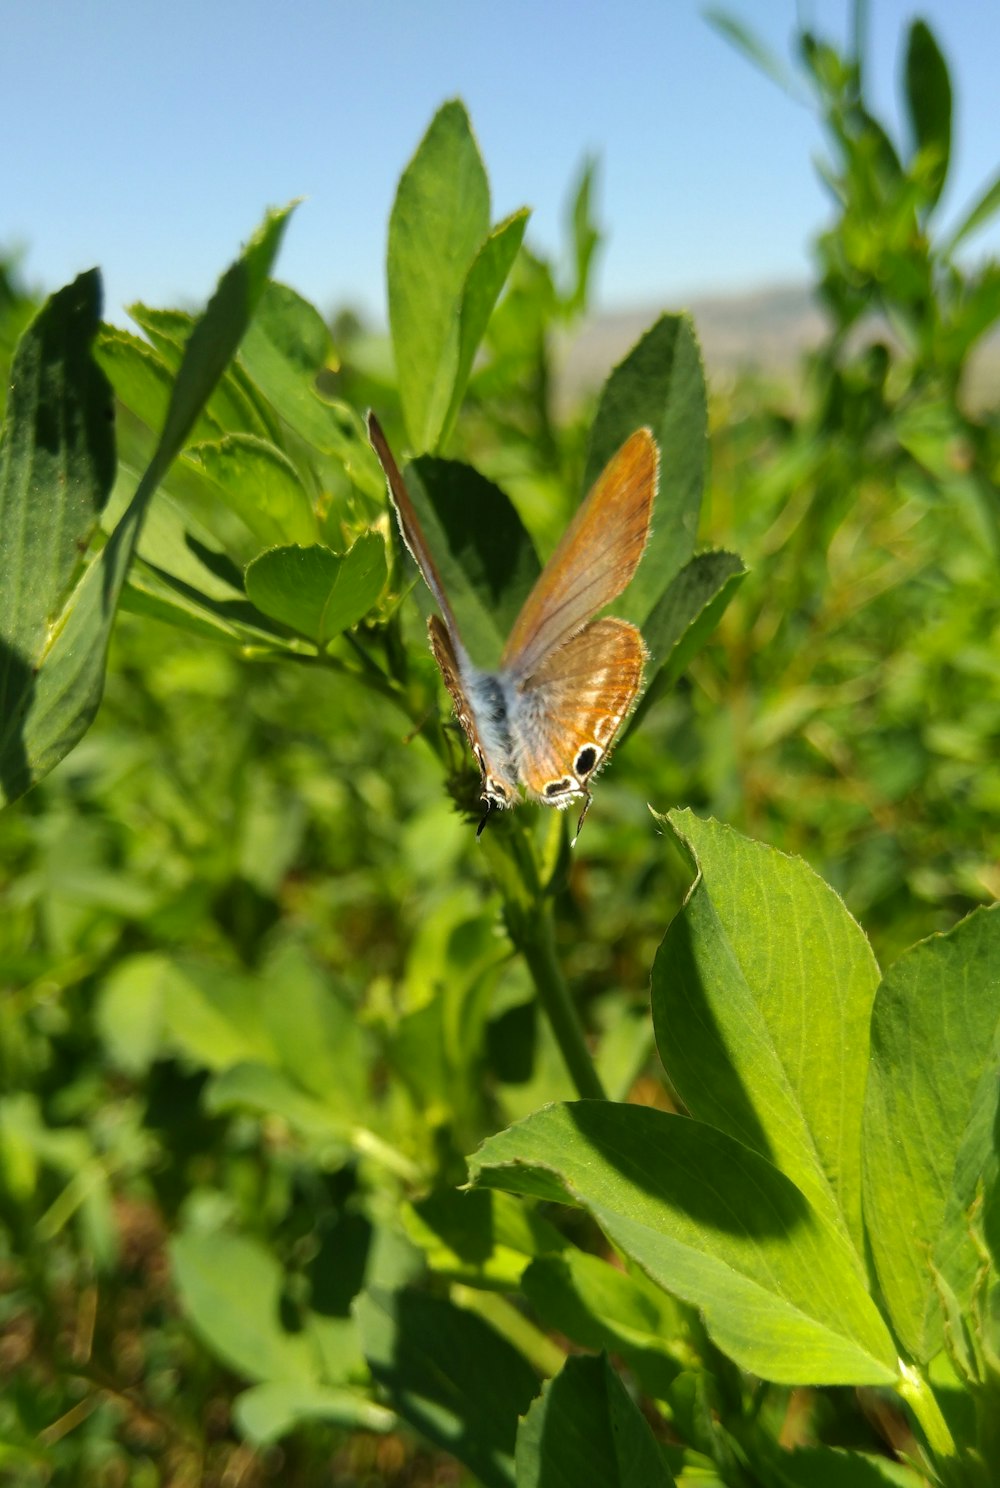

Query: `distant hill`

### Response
(558, 282, 999, 408)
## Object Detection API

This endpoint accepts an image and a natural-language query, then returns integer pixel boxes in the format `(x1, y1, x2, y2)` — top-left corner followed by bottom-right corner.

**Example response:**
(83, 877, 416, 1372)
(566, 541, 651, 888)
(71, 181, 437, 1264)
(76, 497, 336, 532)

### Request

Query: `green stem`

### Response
(521, 902, 607, 1101)
(898, 1361, 957, 1462)
(451, 1284, 566, 1377)
(482, 818, 607, 1102)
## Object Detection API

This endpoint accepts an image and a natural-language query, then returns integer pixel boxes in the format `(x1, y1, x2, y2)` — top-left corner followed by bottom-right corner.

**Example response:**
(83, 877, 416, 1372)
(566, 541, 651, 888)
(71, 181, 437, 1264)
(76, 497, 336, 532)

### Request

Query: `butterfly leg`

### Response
(571, 788, 593, 846)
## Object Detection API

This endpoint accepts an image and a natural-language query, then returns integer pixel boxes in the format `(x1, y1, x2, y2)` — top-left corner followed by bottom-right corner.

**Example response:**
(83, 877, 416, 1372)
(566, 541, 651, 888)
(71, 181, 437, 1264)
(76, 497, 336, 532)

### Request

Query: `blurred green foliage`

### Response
(2, 8, 1000, 1487)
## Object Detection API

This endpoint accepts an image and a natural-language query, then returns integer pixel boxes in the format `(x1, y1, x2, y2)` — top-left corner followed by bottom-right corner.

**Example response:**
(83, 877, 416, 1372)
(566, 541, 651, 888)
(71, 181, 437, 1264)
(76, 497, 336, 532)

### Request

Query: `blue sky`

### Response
(5, 1, 1000, 325)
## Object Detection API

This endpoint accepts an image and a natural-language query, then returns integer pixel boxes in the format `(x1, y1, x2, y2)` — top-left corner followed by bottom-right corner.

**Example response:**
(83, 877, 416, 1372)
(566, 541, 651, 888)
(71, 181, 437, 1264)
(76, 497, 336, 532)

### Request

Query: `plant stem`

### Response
(517, 895, 607, 1103)
(898, 1361, 958, 1462)
(482, 817, 607, 1102)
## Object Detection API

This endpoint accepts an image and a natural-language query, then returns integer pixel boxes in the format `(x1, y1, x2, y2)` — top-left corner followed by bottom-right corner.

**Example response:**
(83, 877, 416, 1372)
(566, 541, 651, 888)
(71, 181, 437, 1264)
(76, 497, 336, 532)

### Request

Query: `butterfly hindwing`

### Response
(511, 617, 647, 805)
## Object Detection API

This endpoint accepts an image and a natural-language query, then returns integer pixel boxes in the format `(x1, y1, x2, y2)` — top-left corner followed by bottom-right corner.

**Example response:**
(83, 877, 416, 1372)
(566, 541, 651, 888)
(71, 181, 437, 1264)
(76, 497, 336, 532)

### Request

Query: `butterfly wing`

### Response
(501, 428, 658, 679)
(368, 411, 462, 642)
(511, 617, 647, 809)
(368, 413, 518, 810)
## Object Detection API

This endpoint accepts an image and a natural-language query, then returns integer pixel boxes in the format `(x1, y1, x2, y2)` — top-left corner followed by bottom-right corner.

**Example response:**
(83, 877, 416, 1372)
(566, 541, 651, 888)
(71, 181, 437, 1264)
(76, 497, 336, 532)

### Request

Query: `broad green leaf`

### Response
(469, 1102, 898, 1386)
(862, 904, 1000, 1362)
(188, 433, 318, 548)
(159, 958, 275, 1071)
(642, 550, 744, 682)
(258, 941, 371, 1116)
(521, 1249, 686, 1401)
(401, 457, 540, 665)
(388, 100, 491, 452)
(125, 303, 274, 439)
(583, 315, 706, 624)
(95, 952, 171, 1075)
(122, 557, 313, 653)
(515, 1353, 675, 1488)
(904, 20, 951, 208)
(244, 533, 386, 644)
(403, 1187, 566, 1288)
(171, 1229, 319, 1384)
(238, 280, 334, 387)
(237, 279, 381, 495)
(628, 550, 745, 733)
(234, 1382, 394, 1446)
(3, 206, 292, 804)
(440, 207, 530, 443)
(205, 1061, 352, 1145)
(0, 272, 115, 804)
(356, 1285, 538, 1488)
(652, 810, 880, 1253)
(96, 325, 221, 444)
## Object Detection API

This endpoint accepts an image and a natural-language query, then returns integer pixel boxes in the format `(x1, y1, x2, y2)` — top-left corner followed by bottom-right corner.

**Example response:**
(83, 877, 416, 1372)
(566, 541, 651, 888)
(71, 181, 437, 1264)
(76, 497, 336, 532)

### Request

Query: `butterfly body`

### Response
(368, 415, 658, 838)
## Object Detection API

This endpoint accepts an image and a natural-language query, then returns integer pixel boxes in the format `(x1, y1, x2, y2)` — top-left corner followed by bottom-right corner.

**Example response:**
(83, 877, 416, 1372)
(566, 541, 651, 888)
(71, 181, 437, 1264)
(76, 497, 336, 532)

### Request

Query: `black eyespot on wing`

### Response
(544, 778, 575, 798)
(574, 745, 598, 777)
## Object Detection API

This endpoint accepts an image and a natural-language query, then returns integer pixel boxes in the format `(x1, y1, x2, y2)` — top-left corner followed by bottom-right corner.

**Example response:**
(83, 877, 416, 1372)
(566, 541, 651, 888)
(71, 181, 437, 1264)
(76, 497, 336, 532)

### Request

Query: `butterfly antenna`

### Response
(476, 800, 493, 839)
(571, 791, 593, 847)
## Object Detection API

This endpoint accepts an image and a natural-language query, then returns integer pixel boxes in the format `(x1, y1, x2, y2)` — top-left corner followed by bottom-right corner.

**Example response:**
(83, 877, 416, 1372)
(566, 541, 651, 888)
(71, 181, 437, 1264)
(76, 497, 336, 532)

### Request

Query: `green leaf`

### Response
(643, 550, 744, 681)
(159, 958, 275, 1071)
(403, 1187, 566, 1289)
(237, 280, 382, 496)
(96, 325, 219, 444)
(469, 1102, 898, 1386)
(440, 207, 530, 444)
(125, 304, 274, 440)
(652, 810, 880, 1252)
(945, 164, 1000, 255)
(515, 1353, 675, 1488)
(628, 550, 745, 733)
(0, 271, 115, 804)
(258, 941, 371, 1116)
(401, 457, 540, 665)
(904, 20, 951, 208)
(705, 8, 805, 99)
(355, 1286, 539, 1488)
(388, 100, 491, 453)
(862, 904, 1000, 1362)
(171, 1229, 320, 1384)
(521, 1249, 685, 1401)
(95, 952, 170, 1076)
(564, 155, 601, 317)
(188, 433, 318, 548)
(238, 280, 334, 385)
(234, 1381, 394, 1446)
(583, 315, 707, 624)
(122, 557, 312, 652)
(244, 533, 386, 644)
(2, 205, 293, 805)
(768, 1446, 927, 1486)
(205, 1061, 352, 1144)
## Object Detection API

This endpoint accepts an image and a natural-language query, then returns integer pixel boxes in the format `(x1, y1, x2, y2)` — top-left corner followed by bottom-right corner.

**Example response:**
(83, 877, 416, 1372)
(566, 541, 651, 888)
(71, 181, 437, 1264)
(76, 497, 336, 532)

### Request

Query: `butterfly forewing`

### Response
(512, 617, 647, 803)
(368, 412, 462, 639)
(501, 428, 658, 679)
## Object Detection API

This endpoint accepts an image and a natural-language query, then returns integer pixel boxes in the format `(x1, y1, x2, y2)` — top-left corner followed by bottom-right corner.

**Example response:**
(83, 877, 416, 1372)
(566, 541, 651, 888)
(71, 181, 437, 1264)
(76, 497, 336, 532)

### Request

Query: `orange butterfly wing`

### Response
(501, 428, 658, 679)
(512, 617, 647, 804)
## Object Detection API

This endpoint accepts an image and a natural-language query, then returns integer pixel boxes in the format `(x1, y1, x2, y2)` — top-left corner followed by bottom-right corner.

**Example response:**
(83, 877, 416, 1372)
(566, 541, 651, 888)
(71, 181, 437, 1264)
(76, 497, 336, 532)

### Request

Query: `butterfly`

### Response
(367, 413, 658, 840)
